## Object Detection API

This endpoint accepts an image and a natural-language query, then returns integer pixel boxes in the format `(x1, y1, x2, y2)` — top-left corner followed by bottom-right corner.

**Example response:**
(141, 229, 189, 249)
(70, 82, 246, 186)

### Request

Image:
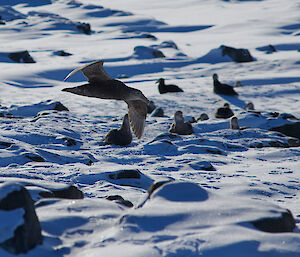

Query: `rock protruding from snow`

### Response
(270, 122, 300, 139)
(251, 209, 296, 233)
(39, 185, 84, 200)
(150, 107, 164, 117)
(133, 46, 165, 59)
(8, 51, 36, 63)
(0, 182, 42, 254)
(106, 195, 134, 208)
(221, 45, 254, 63)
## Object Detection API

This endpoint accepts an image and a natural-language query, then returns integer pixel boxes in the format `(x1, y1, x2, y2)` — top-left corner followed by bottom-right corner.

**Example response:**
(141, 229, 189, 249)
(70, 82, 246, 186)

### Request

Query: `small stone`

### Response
(109, 169, 141, 180)
(251, 209, 295, 233)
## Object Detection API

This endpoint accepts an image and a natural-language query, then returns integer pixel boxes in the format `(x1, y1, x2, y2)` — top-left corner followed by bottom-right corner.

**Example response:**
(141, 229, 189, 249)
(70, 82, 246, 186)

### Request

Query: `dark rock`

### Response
(53, 50, 72, 56)
(270, 122, 300, 139)
(220, 45, 254, 63)
(269, 112, 280, 118)
(144, 33, 157, 40)
(134, 46, 165, 59)
(147, 180, 173, 199)
(76, 22, 91, 34)
(0, 183, 43, 254)
(279, 113, 298, 120)
(0, 141, 13, 148)
(39, 185, 83, 199)
(54, 102, 69, 111)
(106, 195, 134, 208)
(189, 161, 216, 171)
(151, 107, 164, 117)
(109, 169, 141, 180)
(25, 154, 45, 162)
(158, 41, 178, 49)
(251, 209, 296, 233)
(62, 137, 77, 146)
(8, 51, 36, 63)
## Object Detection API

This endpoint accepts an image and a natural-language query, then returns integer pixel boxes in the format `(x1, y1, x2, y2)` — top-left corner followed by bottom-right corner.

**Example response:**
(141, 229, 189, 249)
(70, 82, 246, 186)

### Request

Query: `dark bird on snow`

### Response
(62, 60, 149, 139)
(212, 73, 239, 96)
(230, 117, 240, 130)
(103, 114, 132, 146)
(169, 111, 193, 135)
(215, 103, 234, 119)
(156, 78, 184, 94)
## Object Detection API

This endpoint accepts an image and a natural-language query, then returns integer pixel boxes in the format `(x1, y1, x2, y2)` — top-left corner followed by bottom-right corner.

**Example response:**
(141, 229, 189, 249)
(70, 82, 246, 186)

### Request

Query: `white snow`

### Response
(0, 0, 300, 256)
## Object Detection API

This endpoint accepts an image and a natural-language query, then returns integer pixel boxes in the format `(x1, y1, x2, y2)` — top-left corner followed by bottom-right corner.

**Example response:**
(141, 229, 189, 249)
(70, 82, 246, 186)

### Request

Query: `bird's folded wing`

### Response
(64, 60, 112, 81)
(127, 100, 147, 139)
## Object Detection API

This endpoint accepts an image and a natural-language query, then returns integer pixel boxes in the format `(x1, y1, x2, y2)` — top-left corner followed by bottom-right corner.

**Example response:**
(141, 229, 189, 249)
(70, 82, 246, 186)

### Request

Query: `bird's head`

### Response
(174, 111, 184, 122)
(156, 78, 164, 84)
(212, 73, 219, 81)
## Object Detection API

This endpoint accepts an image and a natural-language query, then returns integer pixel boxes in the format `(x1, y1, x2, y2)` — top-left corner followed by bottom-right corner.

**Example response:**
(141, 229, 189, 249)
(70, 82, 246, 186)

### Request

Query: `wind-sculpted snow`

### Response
(0, 0, 300, 256)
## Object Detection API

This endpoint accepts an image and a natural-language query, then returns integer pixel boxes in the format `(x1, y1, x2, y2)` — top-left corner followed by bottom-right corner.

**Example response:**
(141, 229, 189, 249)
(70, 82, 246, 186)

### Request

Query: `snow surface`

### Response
(0, 0, 300, 256)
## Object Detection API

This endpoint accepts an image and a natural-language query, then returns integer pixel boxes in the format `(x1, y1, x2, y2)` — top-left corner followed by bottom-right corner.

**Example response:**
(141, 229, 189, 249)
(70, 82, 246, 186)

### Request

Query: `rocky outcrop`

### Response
(251, 209, 296, 233)
(0, 182, 43, 254)
(8, 51, 35, 63)
(221, 45, 254, 63)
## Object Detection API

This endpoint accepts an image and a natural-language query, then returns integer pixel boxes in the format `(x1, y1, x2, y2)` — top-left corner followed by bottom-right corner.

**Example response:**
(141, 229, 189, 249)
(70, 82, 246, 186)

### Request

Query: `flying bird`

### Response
(156, 78, 184, 94)
(212, 73, 239, 96)
(62, 60, 149, 139)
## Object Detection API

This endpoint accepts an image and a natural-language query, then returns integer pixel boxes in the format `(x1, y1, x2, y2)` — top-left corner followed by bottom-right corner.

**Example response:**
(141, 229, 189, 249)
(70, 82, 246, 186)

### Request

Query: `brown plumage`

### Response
(62, 60, 149, 139)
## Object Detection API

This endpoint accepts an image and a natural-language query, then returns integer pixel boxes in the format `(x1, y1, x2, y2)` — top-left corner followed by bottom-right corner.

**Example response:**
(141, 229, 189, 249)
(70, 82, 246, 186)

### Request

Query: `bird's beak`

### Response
(155, 80, 159, 84)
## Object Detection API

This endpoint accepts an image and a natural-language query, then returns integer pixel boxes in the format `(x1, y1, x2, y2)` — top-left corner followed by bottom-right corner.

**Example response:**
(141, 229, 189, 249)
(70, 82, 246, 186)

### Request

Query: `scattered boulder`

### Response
(53, 101, 69, 111)
(133, 46, 165, 59)
(109, 169, 141, 180)
(220, 45, 254, 63)
(39, 185, 84, 199)
(76, 22, 91, 34)
(0, 182, 43, 254)
(53, 50, 72, 56)
(279, 113, 298, 120)
(25, 153, 45, 162)
(151, 107, 164, 117)
(251, 209, 296, 233)
(270, 122, 300, 139)
(189, 161, 216, 171)
(8, 51, 36, 63)
(147, 180, 173, 199)
(106, 195, 133, 208)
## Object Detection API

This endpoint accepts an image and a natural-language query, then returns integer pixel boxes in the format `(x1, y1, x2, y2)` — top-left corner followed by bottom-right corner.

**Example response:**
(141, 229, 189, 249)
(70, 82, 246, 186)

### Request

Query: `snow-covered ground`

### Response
(0, 0, 300, 256)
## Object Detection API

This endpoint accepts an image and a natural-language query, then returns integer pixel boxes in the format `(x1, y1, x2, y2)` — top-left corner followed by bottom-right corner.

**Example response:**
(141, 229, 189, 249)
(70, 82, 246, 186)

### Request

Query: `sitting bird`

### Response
(103, 114, 132, 146)
(156, 78, 184, 94)
(230, 117, 240, 130)
(62, 60, 149, 139)
(169, 111, 193, 135)
(212, 73, 239, 96)
(215, 103, 234, 119)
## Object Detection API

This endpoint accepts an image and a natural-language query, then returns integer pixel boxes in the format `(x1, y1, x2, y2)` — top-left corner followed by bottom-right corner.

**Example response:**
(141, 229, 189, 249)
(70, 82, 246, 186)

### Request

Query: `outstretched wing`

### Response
(64, 60, 112, 81)
(127, 100, 148, 139)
